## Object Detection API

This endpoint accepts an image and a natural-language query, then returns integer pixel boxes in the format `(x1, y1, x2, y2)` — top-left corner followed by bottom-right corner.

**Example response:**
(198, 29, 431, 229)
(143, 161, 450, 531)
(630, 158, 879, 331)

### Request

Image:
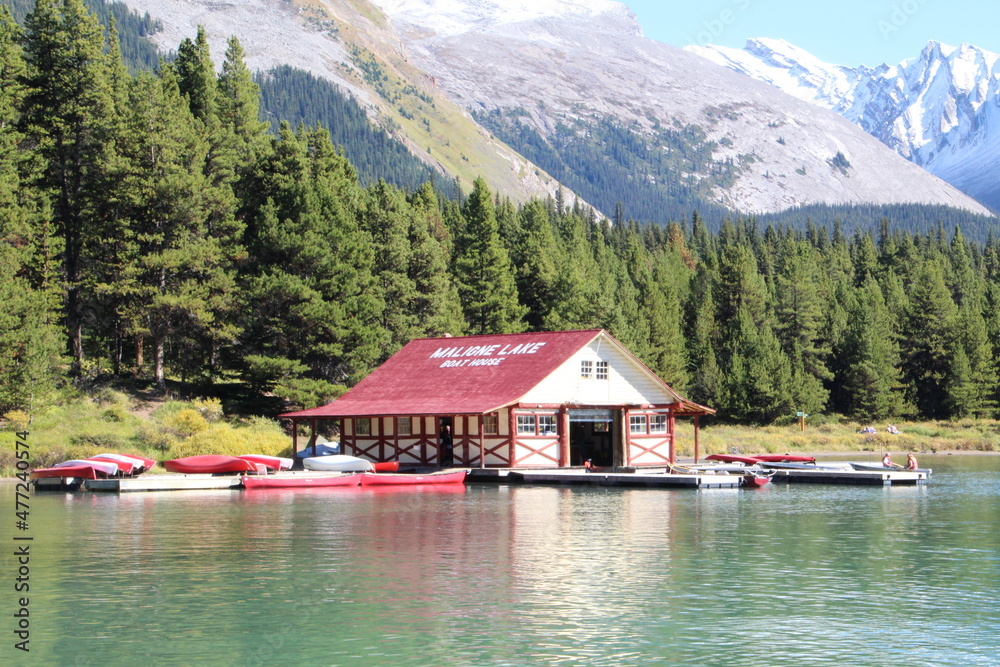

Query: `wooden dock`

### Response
(772, 468, 929, 486)
(85, 474, 244, 493)
(467, 468, 742, 489)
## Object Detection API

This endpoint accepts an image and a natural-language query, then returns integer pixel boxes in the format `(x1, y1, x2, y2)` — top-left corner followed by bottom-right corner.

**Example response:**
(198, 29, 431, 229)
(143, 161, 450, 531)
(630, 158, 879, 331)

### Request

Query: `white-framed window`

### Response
(396, 417, 412, 436)
(538, 415, 558, 436)
(650, 415, 667, 433)
(355, 418, 371, 436)
(580, 360, 593, 379)
(596, 361, 609, 380)
(517, 415, 536, 435)
(629, 415, 647, 434)
(483, 414, 499, 435)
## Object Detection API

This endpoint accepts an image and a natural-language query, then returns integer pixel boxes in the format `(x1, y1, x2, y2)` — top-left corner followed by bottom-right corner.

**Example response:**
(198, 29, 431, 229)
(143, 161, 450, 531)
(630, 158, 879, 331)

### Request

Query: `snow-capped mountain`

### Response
(372, 0, 989, 214)
(689, 38, 1000, 211)
(113, 0, 992, 217)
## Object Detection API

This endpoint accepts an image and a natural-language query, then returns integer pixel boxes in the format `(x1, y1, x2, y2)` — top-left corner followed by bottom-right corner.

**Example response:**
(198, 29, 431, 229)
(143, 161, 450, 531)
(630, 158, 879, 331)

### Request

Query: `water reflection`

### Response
(6, 455, 1000, 666)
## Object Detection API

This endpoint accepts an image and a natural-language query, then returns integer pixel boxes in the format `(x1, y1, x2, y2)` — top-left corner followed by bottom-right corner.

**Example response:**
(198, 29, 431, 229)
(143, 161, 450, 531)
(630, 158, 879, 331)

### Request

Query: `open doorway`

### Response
(568, 410, 614, 466)
(438, 417, 454, 467)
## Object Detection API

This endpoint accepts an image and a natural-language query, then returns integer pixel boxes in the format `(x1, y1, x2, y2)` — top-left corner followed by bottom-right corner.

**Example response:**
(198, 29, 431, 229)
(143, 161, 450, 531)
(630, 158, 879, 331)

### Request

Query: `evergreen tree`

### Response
(452, 177, 525, 334)
(512, 199, 558, 330)
(840, 277, 905, 419)
(900, 261, 958, 418)
(20, 0, 114, 366)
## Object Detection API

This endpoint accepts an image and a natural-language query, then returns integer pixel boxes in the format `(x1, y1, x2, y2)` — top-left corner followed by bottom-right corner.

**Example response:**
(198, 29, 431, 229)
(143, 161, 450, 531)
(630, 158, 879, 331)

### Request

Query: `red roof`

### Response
(282, 329, 603, 418)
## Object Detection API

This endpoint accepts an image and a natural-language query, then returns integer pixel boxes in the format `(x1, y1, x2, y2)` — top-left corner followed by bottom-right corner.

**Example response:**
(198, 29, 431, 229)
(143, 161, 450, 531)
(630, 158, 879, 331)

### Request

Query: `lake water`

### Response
(4, 455, 999, 666)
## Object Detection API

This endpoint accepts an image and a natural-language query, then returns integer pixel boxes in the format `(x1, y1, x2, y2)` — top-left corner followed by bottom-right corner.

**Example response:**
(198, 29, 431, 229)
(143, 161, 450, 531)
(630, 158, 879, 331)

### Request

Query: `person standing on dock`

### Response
(440, 425, 454, 468)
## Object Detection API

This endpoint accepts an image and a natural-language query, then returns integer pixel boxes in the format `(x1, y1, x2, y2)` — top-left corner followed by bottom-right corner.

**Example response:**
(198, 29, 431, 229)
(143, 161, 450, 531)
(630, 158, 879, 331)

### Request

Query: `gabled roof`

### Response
(280, 329, 713, 418)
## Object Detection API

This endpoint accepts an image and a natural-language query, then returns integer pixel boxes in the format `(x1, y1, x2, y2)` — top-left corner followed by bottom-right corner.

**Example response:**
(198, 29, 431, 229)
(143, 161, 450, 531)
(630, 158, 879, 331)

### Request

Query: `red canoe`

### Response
(242, 473, 363, 489)
(90, 453, 157, 474)
(238, 454, 293, 471)
(31, 464, 102, 480)
(705, 454, 764, 465)
(359, 470, 468, 486)
(754, 454, 816, 463)
(164, 455, 265, 475)
(373, 461, 400, 473)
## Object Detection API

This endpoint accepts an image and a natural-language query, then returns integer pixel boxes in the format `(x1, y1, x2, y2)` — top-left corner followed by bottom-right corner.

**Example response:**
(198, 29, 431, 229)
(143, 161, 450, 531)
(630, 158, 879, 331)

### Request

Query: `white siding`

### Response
(520, 334, 679, 406)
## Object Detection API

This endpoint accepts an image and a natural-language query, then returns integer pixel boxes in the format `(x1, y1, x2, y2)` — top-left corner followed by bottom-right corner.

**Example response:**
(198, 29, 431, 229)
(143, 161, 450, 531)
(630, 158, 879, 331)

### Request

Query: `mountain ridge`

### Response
(688, 37, 1000, 211)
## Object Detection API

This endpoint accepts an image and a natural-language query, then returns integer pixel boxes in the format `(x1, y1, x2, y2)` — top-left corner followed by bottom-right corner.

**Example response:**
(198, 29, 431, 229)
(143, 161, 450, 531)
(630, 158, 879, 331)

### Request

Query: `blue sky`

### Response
(621, 1, 1000, 66)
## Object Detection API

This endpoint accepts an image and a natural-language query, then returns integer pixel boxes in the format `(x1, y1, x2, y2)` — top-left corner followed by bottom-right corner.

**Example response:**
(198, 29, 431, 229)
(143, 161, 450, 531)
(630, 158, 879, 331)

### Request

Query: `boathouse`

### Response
(281, 329, 713, 468)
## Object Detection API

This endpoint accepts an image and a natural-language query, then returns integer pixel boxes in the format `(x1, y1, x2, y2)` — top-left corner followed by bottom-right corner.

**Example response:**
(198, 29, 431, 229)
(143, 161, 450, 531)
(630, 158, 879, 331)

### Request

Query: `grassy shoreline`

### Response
(4, 391, 999, 477)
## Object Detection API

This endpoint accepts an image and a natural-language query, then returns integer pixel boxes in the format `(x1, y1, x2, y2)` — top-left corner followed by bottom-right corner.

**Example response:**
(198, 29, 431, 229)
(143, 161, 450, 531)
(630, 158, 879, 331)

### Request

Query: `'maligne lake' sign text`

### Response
(430, 342, 546, 368)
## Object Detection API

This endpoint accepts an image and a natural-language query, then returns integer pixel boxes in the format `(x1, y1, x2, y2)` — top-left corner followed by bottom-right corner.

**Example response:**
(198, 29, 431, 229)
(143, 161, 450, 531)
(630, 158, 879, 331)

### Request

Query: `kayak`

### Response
(164, 455, 266, 475)
(303, 455, 375, 472)
(359, 470, 468, 486)
(242, 473, 363, 489)
(238, 454, 294, 471)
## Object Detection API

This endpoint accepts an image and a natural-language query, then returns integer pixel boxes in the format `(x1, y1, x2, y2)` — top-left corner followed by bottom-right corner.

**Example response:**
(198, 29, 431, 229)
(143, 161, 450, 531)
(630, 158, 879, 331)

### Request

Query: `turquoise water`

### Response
(3, 455, 999, 666)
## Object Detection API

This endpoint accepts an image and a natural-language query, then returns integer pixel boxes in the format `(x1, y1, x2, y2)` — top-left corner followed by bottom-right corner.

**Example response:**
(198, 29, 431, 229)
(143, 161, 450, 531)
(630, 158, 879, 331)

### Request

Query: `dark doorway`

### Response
(438, 417, 454, 467)
(569, 421, 613, 466)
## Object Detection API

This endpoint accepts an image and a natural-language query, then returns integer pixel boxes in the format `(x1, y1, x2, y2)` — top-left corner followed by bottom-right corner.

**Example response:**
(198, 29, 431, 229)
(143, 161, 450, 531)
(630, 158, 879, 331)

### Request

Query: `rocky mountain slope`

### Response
(117, 0, 991, 217)
(117, 0, 571, 205)
(689, 38, 1000, 212)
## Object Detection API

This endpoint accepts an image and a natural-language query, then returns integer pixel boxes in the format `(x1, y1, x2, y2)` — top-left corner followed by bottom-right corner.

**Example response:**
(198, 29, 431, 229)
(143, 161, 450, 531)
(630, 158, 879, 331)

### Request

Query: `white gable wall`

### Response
(520, 334, 679, 406)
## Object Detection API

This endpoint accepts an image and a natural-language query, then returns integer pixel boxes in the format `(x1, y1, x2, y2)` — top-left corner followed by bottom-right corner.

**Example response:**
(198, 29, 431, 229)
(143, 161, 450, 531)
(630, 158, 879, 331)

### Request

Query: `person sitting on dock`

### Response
(882, 453, 897, 468)
(906, 453, 918, 470)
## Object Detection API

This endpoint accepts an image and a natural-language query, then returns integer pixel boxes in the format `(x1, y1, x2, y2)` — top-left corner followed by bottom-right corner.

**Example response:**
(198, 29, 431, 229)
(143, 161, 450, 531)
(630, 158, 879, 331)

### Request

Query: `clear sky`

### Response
(620, 0, 1000, 66)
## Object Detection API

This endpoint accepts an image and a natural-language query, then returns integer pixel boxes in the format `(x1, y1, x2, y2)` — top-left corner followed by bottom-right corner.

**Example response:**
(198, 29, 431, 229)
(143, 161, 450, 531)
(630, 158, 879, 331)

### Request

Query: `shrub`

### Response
(69, 433, 128, 449)
(132, 423, 177, 452)
(3, 411, 31, 432)
(162, 409, 210, 437)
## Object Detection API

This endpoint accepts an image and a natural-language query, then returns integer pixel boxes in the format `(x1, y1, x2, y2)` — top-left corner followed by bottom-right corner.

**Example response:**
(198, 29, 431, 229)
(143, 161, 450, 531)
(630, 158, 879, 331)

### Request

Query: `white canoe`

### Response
(303, 455, 374, 472)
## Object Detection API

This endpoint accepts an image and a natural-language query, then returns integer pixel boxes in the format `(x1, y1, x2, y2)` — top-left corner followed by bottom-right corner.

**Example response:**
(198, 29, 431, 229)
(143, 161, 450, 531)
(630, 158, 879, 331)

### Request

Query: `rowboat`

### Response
(742, 469, 775, 488)
(164, 455, 267, 475)
(242, 473, 363, 489)
(238, 454, 293, 471)
(848, 461, 900, 472)
(359, 470, 468, 486)
(302, 455, 375, 472)
(373, 461, 400, 473)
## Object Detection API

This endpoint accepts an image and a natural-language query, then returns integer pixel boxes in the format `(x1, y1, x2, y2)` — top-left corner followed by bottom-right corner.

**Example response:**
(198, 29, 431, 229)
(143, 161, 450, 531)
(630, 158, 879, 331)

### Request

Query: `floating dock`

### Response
(85, 474, 244, 492)
(772, 467, 929, 486)
(468, 468, 742, 489)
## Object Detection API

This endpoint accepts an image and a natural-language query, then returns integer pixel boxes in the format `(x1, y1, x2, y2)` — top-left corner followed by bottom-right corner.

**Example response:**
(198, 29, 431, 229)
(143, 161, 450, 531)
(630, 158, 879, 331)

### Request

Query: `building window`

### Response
(629, 415, 647, 434)
(355, 418, 371, 436)
(517, 415, 536, 435)
(580, 360, 593, 379)
(596, 361, 608, 380)
(483, 414, 498, 435)
(538, 415, 558, 436)
(594, 421, 610, 432)
(396, 417, 412, 436)
(650, 415, 667, 433)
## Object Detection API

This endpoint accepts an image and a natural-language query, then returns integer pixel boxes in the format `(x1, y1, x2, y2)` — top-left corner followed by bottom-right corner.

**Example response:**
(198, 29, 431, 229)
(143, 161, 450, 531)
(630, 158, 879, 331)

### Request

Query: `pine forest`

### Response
(4, 0, 1000, 429)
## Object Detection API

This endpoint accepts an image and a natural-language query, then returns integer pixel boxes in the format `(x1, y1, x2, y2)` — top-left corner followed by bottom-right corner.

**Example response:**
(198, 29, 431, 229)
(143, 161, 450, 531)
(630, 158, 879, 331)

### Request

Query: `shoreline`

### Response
(4, 449, 997, 483)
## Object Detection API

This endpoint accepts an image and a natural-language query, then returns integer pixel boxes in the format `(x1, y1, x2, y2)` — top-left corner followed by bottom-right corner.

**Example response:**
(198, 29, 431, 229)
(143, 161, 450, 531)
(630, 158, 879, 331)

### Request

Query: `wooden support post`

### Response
(668, 408, 676, 464)
(508, 409, 518, 468)
(558, 406, 570, 467)
(694, 415, 701, 463)
(310, 418, 317, 457)
(292, 419, 299, 455)
(479, 417, 485, 469)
